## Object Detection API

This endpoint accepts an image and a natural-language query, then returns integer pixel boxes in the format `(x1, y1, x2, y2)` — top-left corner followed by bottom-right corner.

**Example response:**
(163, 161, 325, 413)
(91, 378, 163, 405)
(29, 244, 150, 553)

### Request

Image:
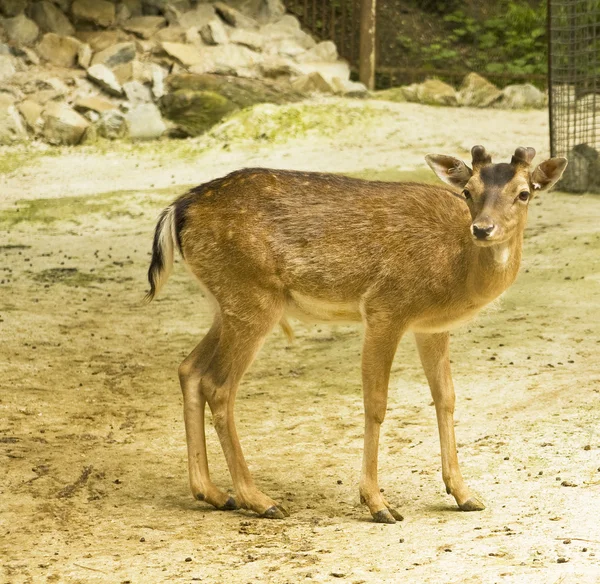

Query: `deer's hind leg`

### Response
(179, 314, 237, 511)
(201, 297, 289, 519)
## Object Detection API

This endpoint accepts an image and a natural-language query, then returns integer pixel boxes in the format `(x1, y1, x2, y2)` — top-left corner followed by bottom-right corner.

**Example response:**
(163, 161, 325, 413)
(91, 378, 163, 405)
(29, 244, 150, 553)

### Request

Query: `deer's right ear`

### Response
(425, 155, 472, 189)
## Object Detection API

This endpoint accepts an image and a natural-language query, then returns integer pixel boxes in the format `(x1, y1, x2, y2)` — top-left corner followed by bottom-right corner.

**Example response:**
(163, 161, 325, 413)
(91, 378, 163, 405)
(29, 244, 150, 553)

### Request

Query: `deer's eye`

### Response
(463, 189, 472, 200)
(518, 191, 530, 202)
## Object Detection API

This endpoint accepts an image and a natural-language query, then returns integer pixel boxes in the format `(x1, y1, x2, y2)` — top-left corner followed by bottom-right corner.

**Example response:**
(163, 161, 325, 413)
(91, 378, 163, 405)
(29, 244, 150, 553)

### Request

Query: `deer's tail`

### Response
(145, 205, 177, 303)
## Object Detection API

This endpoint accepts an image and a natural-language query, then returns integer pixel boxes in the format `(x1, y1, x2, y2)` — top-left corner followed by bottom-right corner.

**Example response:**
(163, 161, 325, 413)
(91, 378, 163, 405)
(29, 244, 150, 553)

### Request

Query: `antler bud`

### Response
(471, 145, 492, 168)
(511, 147, 536, 166)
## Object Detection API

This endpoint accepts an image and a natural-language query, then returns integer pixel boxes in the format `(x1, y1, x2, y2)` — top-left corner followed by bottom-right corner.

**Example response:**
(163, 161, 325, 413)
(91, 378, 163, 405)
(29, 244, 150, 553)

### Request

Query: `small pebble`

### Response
(185, 557, 192, 562)
(139, 537, 145, 542)
(557, 557, 568, 564)
(583, 445, 591, 451)
(563, 539, 571, 544)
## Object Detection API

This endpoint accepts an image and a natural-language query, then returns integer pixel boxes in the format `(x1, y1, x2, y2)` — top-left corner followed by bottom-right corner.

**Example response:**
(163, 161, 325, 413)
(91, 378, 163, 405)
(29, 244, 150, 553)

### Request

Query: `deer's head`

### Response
(425, 146, 568, 246)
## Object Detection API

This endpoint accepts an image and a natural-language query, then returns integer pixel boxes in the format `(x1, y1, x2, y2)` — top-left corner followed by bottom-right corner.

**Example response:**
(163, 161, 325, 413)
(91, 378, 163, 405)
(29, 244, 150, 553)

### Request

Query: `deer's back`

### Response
(177, 168, 472, 311)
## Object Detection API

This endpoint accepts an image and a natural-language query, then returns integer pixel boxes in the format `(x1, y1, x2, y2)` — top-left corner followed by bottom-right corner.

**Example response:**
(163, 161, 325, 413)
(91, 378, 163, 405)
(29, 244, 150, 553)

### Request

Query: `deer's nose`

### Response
(471, 222, 496, 239)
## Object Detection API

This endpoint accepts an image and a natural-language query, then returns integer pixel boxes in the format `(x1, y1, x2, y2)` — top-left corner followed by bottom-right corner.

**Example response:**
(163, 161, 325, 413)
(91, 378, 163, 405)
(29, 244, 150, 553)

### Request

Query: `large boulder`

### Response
(36, 33, 81, 67)
(71, 0, 115, 28)
(29, 1, 75, 36)
(42, 102, 89, 145)
(458, 72, 502, 107)
(496, 83, 546, 109)
(559, 143, 600, 193)
(125, 103, 166, 140)
(159, 73, 299, 135)
(3, 13, 39, 46)
(402, 78, 458, 106)
(0, 95, 27, 144)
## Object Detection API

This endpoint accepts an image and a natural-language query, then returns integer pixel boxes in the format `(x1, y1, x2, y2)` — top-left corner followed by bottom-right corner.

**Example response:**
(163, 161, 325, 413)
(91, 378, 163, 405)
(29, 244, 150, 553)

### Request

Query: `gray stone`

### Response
(295, 60, 350, 83)
(123, 15, 166, 38)
(42, 101, 89, 145)
(150, 62, 165, 98)
(230, 28, 263, 51)
(193, 43, 261, 76)
(96, 109, 128, 139)
(71, 0, 115, 28)
(258, 56, 301, 78)
(296, 40, 337, 63)
(76, 30, 130, 52)
(115, 3, 131, 24)
(77, 42, 91, 68)
(257, 0, 285, 23)
(87, 63, 124, 96)
(214, 2, 258, 29)
(125, 103, 165, 140)
(496, 83, 546, 109)
(403, 78, 458, 106)
(19, 46, 40, 64)
(161, 41, 203, 66)
(91, 42, 136, 69)
(330, 77, 368, 97)
(270, 37, 309, 58)
(3, 13, 39, 46)
(0, 0, 27, 17)
(155, 26, 186, 43)
(177, 4, 216, 28)
(291, 71, 334, 94)
(0, 43, 9, 55)
(121, 0, 142, 17)
(123, 79, 152, 103)
(17, 98, 43, 132)
(458, 72, 502, 107)
(0, 94, 27, 143)
(36, 33, 81, 67)
(200, 18, 228, 45)
(30, 1, 75, 36)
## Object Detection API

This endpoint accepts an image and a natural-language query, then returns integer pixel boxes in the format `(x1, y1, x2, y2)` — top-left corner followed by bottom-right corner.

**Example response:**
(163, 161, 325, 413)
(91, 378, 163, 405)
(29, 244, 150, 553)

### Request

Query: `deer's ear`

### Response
(531, 157, 568, 192)
(425, 154, 472, 189)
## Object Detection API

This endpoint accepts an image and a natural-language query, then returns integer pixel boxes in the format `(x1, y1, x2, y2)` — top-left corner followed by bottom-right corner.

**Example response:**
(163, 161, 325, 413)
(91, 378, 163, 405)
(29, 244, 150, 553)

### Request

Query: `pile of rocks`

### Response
(0, 0, 367, 145)
(375, 73, 547, 109)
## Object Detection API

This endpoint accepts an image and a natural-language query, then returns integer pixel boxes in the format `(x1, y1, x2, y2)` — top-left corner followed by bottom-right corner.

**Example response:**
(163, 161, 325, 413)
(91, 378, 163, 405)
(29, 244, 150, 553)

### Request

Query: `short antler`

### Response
(511, 147, 536, 166)
(471, 145, 492, 168)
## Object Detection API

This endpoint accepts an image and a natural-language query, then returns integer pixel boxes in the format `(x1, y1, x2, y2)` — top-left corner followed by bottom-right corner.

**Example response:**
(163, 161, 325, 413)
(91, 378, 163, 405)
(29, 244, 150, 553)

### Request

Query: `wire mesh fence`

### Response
(549, 0, 600, 192)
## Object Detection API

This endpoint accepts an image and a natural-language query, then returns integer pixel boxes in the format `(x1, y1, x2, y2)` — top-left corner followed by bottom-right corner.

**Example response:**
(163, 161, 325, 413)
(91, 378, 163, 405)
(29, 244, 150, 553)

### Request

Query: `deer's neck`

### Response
(466, 232, 523, 303)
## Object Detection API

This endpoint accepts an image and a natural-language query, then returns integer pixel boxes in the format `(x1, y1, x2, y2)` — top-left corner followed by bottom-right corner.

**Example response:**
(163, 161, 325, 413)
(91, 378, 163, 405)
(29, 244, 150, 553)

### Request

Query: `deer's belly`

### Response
(285, 290, 361, 323)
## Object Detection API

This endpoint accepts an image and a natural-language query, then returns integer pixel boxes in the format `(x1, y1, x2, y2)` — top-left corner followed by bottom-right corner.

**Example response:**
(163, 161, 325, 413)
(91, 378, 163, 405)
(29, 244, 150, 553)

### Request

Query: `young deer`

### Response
(146, 146, 567, 523)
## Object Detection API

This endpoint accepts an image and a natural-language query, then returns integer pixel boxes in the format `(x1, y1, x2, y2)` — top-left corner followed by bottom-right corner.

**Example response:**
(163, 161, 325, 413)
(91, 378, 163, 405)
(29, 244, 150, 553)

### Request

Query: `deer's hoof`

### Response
(261, 505, 287, 519)
(387, 507, 404, 522)
(276, 504, 290, 517)
(459, 497, 485, 512)
(372, 508, 397, 524)
(219, 496, 238, 511)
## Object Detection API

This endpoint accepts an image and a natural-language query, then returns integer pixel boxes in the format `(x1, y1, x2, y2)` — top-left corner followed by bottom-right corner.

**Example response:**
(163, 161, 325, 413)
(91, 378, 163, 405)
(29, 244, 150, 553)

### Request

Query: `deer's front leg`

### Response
(359, 319, 404, 524)
(414, 332, 484, 511)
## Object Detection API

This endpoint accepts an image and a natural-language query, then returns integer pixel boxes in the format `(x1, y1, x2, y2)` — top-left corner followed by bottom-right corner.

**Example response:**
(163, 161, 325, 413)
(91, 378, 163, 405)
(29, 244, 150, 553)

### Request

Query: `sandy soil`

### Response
(1, 99, 599, 584)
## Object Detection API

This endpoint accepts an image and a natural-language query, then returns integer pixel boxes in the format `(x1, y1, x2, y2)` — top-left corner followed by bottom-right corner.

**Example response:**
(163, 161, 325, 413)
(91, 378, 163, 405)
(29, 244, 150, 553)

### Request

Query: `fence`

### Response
(549, 0, 600, 192)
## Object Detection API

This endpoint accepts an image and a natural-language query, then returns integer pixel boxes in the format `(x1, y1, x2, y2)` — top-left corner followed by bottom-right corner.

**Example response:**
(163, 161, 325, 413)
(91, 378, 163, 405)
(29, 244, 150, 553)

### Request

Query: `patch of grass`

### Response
(0, 150, 45, 175)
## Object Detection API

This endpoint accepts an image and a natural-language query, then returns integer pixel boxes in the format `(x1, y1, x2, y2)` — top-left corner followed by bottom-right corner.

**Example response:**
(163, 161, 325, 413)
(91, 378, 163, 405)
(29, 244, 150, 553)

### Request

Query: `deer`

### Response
(145, 146, 567, 523)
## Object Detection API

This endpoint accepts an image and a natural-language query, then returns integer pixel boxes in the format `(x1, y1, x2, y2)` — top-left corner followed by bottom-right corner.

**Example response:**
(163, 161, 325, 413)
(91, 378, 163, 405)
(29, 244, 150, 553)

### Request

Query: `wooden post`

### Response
(359, 0, 376, 90)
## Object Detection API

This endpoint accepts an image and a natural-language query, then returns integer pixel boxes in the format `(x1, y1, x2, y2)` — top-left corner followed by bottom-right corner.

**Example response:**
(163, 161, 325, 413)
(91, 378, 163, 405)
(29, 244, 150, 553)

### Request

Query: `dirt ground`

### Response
(1, 99, 599, 584)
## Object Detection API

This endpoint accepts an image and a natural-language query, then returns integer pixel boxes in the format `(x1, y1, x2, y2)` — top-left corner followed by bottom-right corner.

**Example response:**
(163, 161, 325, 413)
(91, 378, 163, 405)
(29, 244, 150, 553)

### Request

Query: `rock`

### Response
(141, 0, 168, 15)
(297, 40, 337, 63)
(200, 19, 229, 45)
(116, 3, 131, 24)
(258, 56, 301, 78)
(291, 71, 334, 94)
(91, 42, 136, 69)
(150, 62, 165, 98)
(403, 78, 458, 106)
(161, 41, 203, 66)
(372, 87, 407, 103)
(77, 30, 130, 52)
(112, 61, 134, 85)
(0, 94, 27, 143)
(560, 143, 600, 193)
(196, 43, 261, 76)
(87, 64, 124, 96)
(30, 1, 75, 36)
(121, 0, 143, 17)
(17, 46, 40, 65)
(458, 73, 502, 107)
(77, 42, 91, 68)
(17, 98, 43, 132)
(295, 60, 350, 83)
(257, 0, 285, 23)
(496, 83, 546, 109)
(214, 2, 258, 29)
(123, 79, 152, 103)
(125, 103, 165, 140)
(330, 77, 368, 97)
(3, 13, 39, 46)
(96, 109, 128, 139)
(74, 96, 117, 114)
(0, 0, 26, 17)
(42, 102, 89, 145)
(177, 4, 216, 28)
(230, 29, 264, 51)
(155, 26, 186, 43)
(36, 33, 81, 67)
(71, 0, 115, 28)
(123, 15, 166, 38)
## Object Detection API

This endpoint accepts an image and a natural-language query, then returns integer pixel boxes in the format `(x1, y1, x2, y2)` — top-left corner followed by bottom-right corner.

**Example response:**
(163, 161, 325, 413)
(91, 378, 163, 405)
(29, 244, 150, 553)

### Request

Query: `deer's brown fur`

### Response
(146, 146, 567, 523)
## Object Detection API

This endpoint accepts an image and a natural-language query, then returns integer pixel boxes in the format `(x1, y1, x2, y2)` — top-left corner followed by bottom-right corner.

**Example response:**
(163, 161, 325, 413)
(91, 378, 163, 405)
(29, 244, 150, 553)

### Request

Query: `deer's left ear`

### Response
(425, 154, 472, 189)
(531, 157, 568, 192)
